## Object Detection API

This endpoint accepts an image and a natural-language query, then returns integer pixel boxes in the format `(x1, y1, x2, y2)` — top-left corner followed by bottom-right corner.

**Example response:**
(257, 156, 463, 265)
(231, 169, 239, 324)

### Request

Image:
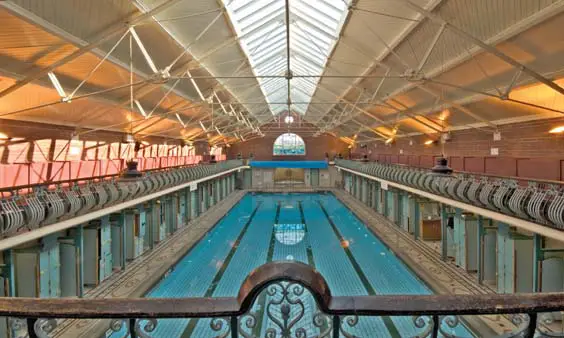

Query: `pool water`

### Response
(112, 192, 473, 337)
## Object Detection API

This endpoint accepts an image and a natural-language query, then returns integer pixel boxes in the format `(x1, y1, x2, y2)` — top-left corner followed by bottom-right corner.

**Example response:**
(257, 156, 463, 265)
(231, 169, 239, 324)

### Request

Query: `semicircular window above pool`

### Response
(274, 223, 305, 245)
(273, 133, 306, 156)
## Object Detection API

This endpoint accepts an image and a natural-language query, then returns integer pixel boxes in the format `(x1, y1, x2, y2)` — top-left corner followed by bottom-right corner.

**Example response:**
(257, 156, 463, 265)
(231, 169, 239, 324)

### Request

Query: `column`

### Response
(60, 226, 83, 297)
(184, 188, 191, 223)
(482, 219, 497, 286)
(209, 181, 216, 207)
(497, 222, 514, 293)
(374, 182, 380, 212)
(136, 205, 146, 256)
(148, 201, 159, 248)
(382, 189, 389, 218)
(124, 209, 136, 263)
(39, 233, 60, 298)
(354, 175, 361, 199)
(533, 234, 542, 292)
(74, 224, 84, 298)
(408, 197, 420, 239)
(178, 191, 187, 227)
(170, 194, 178, 234)
(453, 209, 465, 268)
(191, 189, 199, 219)
(2, 250, 15, 297)
(216, 178, 222, 202)
(100, 216, 113, 280)
(204, 182, 211, 210)
(477, 216, 484, 283)
(386, 189, 397, 224)
(399, 192, 409, 231)
(440, 204, 448, 261)
(361, 178, 368, 205)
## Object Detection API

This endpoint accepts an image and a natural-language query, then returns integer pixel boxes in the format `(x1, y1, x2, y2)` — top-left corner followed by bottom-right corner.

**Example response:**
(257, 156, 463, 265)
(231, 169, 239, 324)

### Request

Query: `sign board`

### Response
(189, 182, 197, 191)
(381, 181, 388, 190)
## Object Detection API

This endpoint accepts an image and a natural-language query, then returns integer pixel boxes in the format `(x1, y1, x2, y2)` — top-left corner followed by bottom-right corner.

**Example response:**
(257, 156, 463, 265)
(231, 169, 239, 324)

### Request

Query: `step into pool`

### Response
(109, 192, 473, 337)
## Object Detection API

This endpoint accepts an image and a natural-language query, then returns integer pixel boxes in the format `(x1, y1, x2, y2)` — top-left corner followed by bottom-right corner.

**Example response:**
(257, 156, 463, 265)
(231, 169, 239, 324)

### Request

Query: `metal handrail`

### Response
(0, 161, 208, 194)
(337, 159, 564, 230)
(360, 159, 564, 186)
(0, 160, 244, 239)
(3, 262, 561, 337)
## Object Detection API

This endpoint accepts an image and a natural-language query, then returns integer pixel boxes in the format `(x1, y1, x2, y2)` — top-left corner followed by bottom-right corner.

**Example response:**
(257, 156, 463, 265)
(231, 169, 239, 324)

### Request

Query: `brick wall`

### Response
(353, 117, 564, 181)
(227, 134, 349, 161)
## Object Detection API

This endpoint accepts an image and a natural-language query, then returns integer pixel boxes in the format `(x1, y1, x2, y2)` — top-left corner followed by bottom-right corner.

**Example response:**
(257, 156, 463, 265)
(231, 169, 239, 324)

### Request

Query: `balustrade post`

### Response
(26, 318, 37, 338)
(230, 316, 238, 338)
(332, 315, 340, 338)
(129, 318, 137, 338)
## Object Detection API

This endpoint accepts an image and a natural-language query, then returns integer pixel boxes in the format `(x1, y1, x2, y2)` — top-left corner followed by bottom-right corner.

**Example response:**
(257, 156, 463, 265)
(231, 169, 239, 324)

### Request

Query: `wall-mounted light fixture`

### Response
(549, 126, 564, 134)
(385, 138, 394, 145)
(424, 139, 437, 146)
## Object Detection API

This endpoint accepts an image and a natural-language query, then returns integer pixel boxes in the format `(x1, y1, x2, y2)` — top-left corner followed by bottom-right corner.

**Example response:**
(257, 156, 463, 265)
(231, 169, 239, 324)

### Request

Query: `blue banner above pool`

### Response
(249, 160, 328, 169)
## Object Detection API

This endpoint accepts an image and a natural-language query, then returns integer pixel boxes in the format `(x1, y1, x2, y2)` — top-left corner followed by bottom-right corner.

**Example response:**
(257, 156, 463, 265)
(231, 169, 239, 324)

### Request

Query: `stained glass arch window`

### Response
(273, 133, 306, 156)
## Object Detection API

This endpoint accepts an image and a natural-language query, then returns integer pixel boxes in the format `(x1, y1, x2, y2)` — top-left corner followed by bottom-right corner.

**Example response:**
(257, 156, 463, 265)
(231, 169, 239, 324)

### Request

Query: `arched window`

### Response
(273, 133, 306, 155)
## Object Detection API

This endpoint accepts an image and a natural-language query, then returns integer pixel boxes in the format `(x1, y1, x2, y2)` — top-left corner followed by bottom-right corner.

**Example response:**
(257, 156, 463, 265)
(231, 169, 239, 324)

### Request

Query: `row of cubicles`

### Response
(339, 160, 564, 300)
(0, 168, 238, 301)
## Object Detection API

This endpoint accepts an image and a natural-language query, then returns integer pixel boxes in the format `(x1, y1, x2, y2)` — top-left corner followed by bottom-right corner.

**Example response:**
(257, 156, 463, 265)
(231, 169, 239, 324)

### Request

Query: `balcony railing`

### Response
(0, 160, 243, 239)
(2, 262, 564, 337)
(335, 159, 564, 231)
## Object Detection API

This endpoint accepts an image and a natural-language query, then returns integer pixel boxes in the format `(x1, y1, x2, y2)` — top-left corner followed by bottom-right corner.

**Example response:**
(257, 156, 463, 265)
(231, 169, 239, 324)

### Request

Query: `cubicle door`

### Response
(60, 241, 78, 297)
(14, 250, 38, 297)
(83, 228, 99, 287)
(514, 239, 533, 293)
(310, 169, 320, 186)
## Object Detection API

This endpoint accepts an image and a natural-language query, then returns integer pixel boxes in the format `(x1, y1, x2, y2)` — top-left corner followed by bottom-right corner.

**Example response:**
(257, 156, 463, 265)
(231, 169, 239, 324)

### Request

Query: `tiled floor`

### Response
(332, 189, 517, 336)
(53, 191, 246, 338)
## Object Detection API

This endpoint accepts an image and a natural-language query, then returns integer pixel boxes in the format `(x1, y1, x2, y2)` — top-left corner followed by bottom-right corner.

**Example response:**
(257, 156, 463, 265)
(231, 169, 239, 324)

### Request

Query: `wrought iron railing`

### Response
(0, 160, 244, 238)
(336, 159, 564, 230)
(2, 262, 564, 337)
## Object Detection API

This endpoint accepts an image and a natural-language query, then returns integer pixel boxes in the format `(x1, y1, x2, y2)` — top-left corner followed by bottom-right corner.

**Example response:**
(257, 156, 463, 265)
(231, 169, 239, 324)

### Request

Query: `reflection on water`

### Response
(274, 223, 305, 245)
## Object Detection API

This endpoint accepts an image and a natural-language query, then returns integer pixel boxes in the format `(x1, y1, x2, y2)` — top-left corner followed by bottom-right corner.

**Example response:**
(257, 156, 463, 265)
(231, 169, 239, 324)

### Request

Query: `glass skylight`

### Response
(223, 0, 350, 115)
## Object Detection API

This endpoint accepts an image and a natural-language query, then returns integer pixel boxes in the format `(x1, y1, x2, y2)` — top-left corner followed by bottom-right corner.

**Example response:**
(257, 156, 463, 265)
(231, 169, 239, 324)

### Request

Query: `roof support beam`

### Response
(0, 0, 183, 99)
(129, 27, 159, 74)
(416, 23, 446, 73)
(399, 0, 564, 96)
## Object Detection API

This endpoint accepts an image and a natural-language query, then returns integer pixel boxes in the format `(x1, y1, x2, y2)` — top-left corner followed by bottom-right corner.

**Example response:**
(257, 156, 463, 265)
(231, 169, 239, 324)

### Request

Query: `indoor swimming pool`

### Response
(110, 192, 473, 337)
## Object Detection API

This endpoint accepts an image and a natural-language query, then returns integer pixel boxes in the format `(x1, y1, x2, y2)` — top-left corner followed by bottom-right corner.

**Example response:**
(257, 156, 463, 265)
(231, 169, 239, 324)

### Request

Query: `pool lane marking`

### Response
(254, 201, 281, 336)
(317, 201, 401, 338)
(298, 201, 315, 267)
(181, 201, 263, 338)
(266, 201, 281, 262)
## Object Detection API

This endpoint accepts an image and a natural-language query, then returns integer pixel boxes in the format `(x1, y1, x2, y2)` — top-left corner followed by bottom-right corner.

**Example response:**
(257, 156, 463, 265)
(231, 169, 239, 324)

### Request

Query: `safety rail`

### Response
(3, 262, 564, 338)
(0, 160, 243, 238)
(336, 159, 564, 231)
